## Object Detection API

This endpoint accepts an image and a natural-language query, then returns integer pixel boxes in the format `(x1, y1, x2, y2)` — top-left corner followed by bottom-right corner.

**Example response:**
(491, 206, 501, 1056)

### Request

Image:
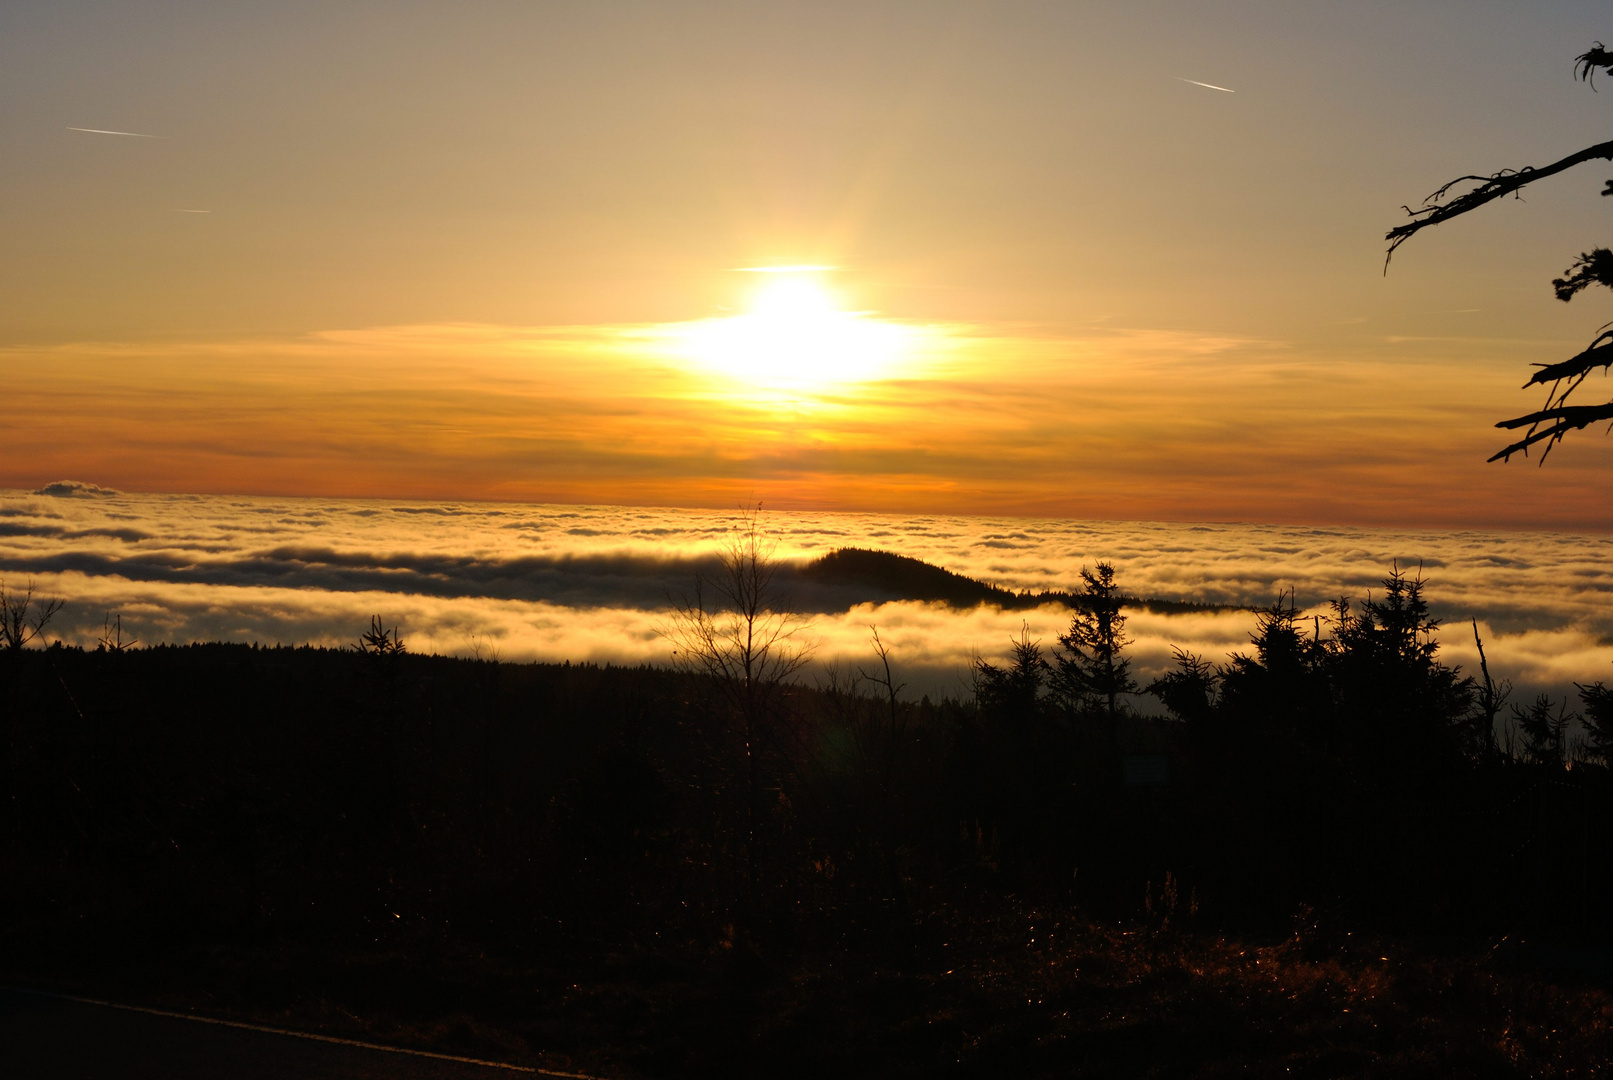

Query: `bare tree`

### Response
(661, 506, 815, 904)
(1471, 619, 1510, 758)
(97, 611, 138, 653)
(0, 580, 64, 651)
(858, 627, 910, 799)
(1386, 43, 1613, 461)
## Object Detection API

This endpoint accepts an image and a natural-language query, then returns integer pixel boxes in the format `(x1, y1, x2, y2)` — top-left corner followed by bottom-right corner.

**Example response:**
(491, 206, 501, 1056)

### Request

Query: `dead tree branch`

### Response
(1490, 401, 1613, 462)
(0, 580, 63, 651)
(1386, 41, 1613, 462)
(1385, 140, 1613, 265)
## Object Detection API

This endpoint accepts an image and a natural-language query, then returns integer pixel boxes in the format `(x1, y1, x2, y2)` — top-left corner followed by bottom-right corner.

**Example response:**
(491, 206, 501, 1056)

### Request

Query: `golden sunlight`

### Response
(672, 269, 915, 391)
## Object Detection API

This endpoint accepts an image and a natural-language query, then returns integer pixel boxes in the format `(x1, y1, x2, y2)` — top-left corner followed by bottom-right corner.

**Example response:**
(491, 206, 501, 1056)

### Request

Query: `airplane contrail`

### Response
(67, 126, 162, 138)
(170, 209, 210, 214)
(1175, 78, 1236, 93)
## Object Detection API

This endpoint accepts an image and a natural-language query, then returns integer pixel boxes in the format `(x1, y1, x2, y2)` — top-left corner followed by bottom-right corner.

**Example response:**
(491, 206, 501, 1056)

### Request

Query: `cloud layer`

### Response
(3, 488, 1609, 701)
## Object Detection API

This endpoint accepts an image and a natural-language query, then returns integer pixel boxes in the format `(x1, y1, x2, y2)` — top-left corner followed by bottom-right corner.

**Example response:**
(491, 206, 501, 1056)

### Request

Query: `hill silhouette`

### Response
(797, 547, 1235, 614)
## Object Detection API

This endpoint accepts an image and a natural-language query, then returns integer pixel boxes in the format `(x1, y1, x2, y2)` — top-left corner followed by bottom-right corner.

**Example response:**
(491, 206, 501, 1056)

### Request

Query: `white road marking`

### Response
(1, 985, 605, 1079)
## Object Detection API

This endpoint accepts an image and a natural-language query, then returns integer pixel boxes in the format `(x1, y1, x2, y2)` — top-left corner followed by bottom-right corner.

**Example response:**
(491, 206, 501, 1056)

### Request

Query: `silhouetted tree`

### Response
(1148, 646, 1218, 728)
(1324, 566, 1478, 772)
(1387, 42, 1613, 461)
(1215, 591, 1332, 764)
(966, 625, 1084, 879)
(1580, 676, 1613, 766)
(1053, 562, 1138, 737)
(974, 623, 1051, 729)
(0, 580, 63, 651)
(1512, 694, 1575, 769)
(858, 627, 911, 802)
(96, 611, 137, 654)
(1471, 619, 1511, 758)
(662, 506, 814, 906)
(354, 614, 406, 655)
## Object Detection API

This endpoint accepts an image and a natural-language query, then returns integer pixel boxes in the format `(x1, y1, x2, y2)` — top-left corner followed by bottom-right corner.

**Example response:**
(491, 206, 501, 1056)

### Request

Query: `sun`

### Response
(675, 268, 912, 391)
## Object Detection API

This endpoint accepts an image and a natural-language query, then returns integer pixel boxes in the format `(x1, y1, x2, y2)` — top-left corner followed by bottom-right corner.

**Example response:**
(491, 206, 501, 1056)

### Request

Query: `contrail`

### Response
(1175, 78, 1236, 93)
(67, 126, 162, 138)
(170, 209, 210, 214)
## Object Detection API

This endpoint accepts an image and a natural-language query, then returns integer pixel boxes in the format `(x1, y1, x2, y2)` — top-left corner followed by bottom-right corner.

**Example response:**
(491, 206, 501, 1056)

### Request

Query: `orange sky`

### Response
(8, 318, 1611, 528)
(5, 1, 1613, 528)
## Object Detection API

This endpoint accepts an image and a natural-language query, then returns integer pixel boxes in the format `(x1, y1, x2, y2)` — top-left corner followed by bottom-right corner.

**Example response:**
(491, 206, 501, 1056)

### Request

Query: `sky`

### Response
(5, 0, 1613, 528)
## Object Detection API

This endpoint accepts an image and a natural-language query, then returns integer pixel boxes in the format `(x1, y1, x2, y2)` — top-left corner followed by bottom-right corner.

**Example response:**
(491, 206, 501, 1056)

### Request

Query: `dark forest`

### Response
(5, 552, 1613, 1076)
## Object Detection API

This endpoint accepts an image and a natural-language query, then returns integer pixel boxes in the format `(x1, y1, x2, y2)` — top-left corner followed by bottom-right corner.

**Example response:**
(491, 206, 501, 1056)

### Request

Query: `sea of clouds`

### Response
(4, 484, 1611, 703)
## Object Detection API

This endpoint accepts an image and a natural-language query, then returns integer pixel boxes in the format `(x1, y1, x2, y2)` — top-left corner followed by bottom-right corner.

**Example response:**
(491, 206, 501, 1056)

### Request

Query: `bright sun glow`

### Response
(673, 271, 914, 391)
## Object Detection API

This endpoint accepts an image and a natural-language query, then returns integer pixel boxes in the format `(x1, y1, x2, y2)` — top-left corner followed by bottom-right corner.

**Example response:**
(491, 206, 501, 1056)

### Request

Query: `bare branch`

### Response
(1489, 401, 1613, 462)
(98, 611, 138, 653)
(1522, 330, 1613, 387)
(1384, 139, 1613, 266)
(0, 579, 63, 650)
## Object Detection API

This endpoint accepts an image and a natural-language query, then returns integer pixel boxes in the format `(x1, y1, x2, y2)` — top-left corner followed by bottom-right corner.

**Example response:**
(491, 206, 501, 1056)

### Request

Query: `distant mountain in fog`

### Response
(799, 547, 1018, 607)
(799, 547, 1236, 615)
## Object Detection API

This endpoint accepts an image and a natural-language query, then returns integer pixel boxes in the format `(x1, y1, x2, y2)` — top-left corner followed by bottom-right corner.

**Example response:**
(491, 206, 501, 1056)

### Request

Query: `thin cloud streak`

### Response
(1175, 78, 1236, 93)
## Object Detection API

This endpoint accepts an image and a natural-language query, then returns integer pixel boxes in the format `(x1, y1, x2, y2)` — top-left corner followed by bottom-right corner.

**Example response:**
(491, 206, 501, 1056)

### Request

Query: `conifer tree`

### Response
(973, 624, 1051, 730)
(1148, 646, 1218, 727)
(1054, 562, 1138, 736)
(1512, 694, 1575, 768)
(1580, 677, 1613, 766)
(1325, 566, 1476, 769)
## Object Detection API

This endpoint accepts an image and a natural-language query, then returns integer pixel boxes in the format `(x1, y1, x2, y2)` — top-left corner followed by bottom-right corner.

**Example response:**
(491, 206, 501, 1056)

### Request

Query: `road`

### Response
(0, 987, 592, 1079)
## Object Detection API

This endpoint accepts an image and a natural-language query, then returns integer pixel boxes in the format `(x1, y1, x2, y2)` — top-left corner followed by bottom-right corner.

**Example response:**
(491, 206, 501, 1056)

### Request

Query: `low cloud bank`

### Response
(19, 570, 1605, 705)
(2, 489, 1609, 702)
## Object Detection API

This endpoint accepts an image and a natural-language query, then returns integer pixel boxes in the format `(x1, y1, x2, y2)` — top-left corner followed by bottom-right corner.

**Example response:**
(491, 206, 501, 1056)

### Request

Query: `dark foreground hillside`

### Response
(3, 643, 1613, 1076)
